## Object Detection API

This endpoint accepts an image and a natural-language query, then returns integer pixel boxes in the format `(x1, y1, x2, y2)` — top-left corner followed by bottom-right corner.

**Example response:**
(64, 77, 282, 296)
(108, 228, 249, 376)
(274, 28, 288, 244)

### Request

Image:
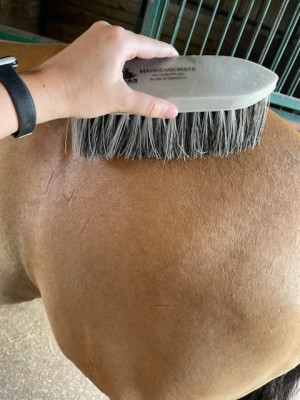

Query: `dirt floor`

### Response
(0, 299, 107, 400)
(0, 299, 299, 400)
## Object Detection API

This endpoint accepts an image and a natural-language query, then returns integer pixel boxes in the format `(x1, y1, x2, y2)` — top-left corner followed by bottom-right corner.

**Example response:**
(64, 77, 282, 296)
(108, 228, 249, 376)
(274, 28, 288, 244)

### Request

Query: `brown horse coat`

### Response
(0, 42, 299, 400)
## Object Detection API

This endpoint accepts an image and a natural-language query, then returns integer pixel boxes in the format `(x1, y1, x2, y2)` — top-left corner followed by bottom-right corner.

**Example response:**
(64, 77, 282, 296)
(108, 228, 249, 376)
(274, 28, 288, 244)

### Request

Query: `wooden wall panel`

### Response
(45, 0, 140, 42)
(0, 0, 40, 34)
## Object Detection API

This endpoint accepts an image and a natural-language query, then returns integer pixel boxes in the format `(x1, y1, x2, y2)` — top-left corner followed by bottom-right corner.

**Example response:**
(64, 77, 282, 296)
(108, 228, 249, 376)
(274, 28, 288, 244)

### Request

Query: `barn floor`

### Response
(0, 299, 299, 400)
(0, 299, 108, 400)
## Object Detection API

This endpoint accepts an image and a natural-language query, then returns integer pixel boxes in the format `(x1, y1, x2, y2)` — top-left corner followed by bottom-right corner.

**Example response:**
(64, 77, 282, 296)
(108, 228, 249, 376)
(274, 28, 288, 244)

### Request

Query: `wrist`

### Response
(20, 67, 69, 125)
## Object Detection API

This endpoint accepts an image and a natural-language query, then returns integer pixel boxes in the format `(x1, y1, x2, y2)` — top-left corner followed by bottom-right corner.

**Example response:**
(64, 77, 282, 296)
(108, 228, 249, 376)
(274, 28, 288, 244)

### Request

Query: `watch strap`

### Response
(0, 60, 36, 138)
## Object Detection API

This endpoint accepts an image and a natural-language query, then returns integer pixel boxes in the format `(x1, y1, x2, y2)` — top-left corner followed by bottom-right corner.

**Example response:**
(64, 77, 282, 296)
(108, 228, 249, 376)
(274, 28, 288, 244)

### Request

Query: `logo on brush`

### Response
(123, 68, 138, 84)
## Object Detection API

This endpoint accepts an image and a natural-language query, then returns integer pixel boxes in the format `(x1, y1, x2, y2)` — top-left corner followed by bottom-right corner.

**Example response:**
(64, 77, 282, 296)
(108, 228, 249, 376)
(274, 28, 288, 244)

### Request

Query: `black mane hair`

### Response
(239, 364, 300, 400)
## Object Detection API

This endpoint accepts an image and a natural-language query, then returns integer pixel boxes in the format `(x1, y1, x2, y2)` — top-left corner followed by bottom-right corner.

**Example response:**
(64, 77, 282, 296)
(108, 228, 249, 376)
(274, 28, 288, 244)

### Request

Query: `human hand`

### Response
(23, 21, 179, 125)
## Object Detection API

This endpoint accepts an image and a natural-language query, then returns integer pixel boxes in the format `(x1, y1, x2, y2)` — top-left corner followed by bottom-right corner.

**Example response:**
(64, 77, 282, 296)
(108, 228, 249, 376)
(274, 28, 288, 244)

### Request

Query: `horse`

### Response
(0, 41, 299, 400)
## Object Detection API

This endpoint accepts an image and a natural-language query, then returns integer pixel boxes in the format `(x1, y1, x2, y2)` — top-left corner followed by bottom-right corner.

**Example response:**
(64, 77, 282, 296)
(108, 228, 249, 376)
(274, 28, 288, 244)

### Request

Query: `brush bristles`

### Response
(71, 97, 269, 160)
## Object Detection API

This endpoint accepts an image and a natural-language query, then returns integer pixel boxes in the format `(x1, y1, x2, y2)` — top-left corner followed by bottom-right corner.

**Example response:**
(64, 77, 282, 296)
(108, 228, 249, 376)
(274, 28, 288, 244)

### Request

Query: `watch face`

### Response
(0, 56, 18, 69)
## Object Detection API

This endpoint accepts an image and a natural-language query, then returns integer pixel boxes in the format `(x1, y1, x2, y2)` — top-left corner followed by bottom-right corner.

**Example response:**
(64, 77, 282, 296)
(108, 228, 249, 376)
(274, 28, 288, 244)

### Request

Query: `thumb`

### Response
(122, 89, 178, 119)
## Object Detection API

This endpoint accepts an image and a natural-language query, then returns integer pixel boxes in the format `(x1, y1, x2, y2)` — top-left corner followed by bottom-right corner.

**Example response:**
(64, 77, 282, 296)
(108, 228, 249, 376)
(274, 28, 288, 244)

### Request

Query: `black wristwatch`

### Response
(0, 56, 36, 138)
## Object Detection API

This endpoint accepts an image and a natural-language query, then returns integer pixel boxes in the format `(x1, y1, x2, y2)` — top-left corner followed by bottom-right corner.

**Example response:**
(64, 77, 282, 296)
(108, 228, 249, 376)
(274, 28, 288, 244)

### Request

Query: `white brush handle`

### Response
(123, 56, 278, 112)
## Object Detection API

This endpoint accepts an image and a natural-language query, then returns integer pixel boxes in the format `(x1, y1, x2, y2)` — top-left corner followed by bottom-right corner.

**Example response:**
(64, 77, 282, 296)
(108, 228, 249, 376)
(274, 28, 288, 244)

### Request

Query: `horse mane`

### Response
(239, 364, 300, 400)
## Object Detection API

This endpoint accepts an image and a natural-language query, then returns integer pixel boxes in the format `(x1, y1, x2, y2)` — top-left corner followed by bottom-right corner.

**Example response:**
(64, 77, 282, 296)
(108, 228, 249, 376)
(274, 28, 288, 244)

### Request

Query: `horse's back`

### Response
(2, 110, 298, 399)
(0, 41, 299, 399)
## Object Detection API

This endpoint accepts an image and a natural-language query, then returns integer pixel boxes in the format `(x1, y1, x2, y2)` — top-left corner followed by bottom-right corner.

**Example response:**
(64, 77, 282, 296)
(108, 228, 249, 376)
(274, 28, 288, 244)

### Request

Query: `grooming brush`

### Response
(72, 56, 278, 160)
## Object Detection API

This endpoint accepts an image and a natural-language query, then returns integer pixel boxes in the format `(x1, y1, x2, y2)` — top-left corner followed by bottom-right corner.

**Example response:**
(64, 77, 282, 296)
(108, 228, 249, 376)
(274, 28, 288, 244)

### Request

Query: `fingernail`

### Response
(170, 48, 179, 56)
(163, 106, 178, 119)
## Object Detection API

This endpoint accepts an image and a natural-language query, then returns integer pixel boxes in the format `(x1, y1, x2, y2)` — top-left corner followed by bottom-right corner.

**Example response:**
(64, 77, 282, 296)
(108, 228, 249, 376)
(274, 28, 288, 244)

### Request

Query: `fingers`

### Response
(126, 32, 179, 61)
(37, 20, 180, 121)
(89, 21, 178, 62)
(121, 88, 178, 119)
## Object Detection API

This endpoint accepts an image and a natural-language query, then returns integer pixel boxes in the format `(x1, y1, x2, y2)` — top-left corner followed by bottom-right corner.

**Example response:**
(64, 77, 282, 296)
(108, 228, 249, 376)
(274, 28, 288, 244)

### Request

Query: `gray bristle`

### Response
(71, 97, 269, 160)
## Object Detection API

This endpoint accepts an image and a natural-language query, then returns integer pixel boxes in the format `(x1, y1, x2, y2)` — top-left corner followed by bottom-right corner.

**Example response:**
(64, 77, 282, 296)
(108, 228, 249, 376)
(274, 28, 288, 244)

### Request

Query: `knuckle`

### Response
(90, 22, 126, 46)
(90, 20, 109, 30)
(145, 99, 160, 118)
(107, 25, 126, 44)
